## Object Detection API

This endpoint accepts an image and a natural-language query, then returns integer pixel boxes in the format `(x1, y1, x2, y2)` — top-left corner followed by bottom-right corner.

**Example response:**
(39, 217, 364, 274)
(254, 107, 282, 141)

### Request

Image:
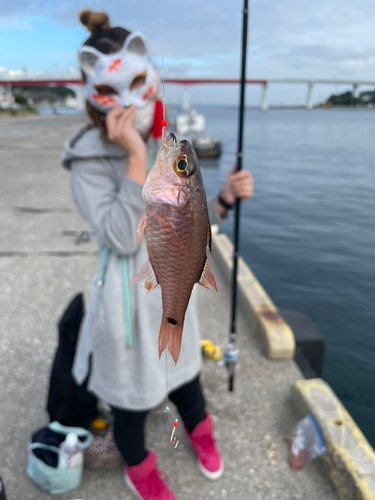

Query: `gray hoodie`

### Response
(62, 125, 225, 410)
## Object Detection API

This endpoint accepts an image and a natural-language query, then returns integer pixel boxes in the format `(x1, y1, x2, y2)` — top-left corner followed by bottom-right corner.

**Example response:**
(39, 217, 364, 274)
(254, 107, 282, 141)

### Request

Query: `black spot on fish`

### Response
(167, 317, 177, 326)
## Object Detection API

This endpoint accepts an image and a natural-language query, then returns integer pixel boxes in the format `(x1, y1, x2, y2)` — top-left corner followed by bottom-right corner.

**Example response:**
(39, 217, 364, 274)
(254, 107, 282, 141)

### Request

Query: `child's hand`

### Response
(106, 104, 147, 159)
(220, 165, 254, 206)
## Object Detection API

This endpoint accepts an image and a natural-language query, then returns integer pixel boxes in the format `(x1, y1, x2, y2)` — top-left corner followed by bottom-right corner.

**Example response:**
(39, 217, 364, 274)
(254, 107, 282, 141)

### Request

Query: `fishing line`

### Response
(159, 0, 171, 148)
(162, 354, 179, 500)
(163, 352, 180, 449)
(160, 0, 166, 108)
(159, 0, 179, 476)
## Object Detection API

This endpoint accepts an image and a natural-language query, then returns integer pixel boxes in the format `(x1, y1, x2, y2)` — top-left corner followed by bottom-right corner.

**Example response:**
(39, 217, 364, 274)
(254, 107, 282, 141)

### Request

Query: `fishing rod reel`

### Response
(200, 338, 239, 391)
(224, 335, 239, 392)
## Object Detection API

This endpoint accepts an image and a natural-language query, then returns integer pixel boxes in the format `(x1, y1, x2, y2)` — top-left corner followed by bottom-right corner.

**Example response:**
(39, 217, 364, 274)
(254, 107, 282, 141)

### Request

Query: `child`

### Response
(62, 10, 253, 500)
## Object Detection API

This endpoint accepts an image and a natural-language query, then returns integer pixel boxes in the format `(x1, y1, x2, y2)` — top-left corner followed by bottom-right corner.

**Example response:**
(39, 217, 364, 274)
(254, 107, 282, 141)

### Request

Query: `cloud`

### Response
(340, 57, 375, 74)
(0, 14, 34, 31)
(248, 0, 375, 79)
(274, 44, 375, 75)
(0, 66, 80, 81)
(2, 0, 375, 104)
(0, 67, 24, 79)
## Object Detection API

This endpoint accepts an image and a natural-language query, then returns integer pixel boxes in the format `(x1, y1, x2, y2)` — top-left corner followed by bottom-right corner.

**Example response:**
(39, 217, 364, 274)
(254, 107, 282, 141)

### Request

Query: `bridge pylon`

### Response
(306, 83, 314, 109)
(260, 82, 269, 111)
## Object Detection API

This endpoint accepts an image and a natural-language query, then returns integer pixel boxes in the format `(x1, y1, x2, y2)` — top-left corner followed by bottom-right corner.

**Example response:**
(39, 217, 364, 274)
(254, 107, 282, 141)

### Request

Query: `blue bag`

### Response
(26, 421, 92, 495)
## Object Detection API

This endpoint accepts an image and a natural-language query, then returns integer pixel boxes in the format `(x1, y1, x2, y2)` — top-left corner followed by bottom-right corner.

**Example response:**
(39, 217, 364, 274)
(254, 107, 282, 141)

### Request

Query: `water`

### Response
(37, 106, 82, 115)
(196, 106, 375, 446)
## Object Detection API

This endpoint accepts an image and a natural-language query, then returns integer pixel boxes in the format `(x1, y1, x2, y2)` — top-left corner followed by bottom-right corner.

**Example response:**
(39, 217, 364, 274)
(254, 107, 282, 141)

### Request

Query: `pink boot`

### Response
(125, 451, 177, 500)
(184, 413, 224, 480)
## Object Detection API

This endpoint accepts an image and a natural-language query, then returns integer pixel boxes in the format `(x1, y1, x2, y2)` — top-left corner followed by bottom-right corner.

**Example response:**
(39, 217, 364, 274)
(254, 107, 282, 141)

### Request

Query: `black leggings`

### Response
(111, 375, 205, 466)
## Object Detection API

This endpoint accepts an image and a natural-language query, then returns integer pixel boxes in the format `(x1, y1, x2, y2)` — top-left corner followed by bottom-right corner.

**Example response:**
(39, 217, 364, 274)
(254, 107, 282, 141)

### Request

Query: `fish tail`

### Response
(158, 317, 183, 364)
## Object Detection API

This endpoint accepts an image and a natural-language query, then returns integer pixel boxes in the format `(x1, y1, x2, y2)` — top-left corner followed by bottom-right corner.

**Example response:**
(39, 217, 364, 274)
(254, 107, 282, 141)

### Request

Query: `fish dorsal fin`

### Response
(207, 220, 212, 251)
(137, 212, 147, 245)
(198, 257, 217, 291)
(129, 259, 158, 293)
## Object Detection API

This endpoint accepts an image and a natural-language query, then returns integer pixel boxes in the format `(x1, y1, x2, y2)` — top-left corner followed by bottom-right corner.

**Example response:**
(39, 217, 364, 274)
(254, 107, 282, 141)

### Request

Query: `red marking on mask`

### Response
(108, 58, 122, 72)
(93, 94, 115, 106)
(142, 85, 154, 101)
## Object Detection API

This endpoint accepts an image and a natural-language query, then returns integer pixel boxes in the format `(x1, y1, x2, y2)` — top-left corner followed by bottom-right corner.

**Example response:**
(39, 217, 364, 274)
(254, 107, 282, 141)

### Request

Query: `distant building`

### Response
(359, 91, 375, 103)
(0, 85, 15, 109)
(65, 96, 80, 108)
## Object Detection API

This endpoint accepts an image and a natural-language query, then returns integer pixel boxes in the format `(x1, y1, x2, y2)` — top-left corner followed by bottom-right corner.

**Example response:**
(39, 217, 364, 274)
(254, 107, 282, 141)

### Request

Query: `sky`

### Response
(1, 0, 375, 106)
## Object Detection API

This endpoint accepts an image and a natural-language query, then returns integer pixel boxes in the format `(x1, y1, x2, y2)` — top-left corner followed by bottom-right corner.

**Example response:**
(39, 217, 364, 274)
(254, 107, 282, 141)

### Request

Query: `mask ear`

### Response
(125, 32, 147, 56)
(79, 48, 100, 74)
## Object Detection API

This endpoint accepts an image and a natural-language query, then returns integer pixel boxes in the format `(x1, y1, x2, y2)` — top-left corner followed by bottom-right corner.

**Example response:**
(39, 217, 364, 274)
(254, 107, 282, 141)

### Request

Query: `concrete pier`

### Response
(0, 114, 341, 499)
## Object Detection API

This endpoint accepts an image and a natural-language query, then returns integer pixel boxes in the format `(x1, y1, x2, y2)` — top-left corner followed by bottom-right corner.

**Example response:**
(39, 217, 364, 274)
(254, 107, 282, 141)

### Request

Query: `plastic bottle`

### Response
(60, 433, 83, 469)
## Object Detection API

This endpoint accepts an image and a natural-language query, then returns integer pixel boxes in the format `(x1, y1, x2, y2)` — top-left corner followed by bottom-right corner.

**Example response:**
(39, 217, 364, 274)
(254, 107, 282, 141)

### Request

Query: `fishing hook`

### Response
(170, 419, 179, 448)
(161, 119, 173, 149)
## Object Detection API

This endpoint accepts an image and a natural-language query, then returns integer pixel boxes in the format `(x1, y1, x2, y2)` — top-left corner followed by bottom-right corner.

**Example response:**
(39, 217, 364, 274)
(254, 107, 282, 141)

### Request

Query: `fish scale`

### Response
(148, 206, 204, 321)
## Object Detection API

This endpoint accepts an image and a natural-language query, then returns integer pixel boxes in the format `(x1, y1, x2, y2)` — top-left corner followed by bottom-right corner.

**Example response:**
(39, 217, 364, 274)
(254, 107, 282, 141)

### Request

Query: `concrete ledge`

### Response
(291, 378, 375, 500)
(212, 232, 295, 359)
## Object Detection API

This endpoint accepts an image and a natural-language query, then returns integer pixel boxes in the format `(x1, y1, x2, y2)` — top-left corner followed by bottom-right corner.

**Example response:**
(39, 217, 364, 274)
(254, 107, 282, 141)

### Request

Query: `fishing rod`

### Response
(224, 0, 249, 392)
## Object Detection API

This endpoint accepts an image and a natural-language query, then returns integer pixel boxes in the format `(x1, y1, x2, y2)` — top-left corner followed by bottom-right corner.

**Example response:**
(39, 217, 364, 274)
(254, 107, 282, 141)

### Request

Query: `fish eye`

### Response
(176, 155, 188, 173)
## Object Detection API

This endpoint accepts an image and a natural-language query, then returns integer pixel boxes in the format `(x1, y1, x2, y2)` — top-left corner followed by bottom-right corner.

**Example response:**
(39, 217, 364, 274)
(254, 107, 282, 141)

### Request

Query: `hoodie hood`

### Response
(61, 125, 126, 170)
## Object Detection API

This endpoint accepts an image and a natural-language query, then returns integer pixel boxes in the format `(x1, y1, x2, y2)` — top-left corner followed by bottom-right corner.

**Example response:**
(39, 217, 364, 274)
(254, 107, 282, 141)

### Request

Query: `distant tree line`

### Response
(323, 89, 375, 107)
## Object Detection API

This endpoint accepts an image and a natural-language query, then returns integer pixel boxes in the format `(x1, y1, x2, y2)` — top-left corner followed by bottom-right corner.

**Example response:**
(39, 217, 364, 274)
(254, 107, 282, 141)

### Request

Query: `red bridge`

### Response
(2, 77, 373, 110)
(0, 78, 266, 87)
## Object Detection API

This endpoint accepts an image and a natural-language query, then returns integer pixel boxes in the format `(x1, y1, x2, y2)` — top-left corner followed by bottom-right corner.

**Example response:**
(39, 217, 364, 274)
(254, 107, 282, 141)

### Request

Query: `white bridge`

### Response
(164, 78, 375, 110)
(257, 78, 375, 110)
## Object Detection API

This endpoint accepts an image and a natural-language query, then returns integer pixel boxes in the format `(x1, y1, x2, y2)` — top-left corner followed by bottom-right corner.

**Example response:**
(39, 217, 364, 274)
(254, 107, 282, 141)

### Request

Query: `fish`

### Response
(130, 133, 217, 363)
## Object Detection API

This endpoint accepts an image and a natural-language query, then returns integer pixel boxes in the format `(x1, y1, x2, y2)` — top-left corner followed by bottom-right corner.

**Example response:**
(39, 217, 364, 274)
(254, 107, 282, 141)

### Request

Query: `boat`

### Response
(192, 136, 222, 159)
(174, 87, 222, 159)
(176, 108, 205, 136)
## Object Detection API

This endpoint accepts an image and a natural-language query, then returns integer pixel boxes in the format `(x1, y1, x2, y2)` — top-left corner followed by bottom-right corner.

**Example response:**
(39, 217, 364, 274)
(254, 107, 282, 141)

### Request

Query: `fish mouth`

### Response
(164, 134, 198, 167)
(165, 134, 192, 151)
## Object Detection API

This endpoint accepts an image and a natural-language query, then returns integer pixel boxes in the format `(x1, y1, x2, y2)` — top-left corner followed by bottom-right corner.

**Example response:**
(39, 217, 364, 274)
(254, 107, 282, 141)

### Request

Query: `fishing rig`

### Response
(159, 1, 250, 452)
(158, 0, 183, 453)
(224, 0, 249, 392)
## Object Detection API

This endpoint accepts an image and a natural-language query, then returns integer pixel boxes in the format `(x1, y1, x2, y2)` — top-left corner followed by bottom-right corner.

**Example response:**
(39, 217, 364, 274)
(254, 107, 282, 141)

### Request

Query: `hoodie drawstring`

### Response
(122, 256, 133, 349)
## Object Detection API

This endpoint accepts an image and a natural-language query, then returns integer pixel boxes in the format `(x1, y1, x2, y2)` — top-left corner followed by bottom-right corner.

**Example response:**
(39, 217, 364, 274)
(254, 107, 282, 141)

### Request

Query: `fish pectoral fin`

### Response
(137, 212, 147, 245)
(128, 259, 159, 293)
(198, 257, 217, 291)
